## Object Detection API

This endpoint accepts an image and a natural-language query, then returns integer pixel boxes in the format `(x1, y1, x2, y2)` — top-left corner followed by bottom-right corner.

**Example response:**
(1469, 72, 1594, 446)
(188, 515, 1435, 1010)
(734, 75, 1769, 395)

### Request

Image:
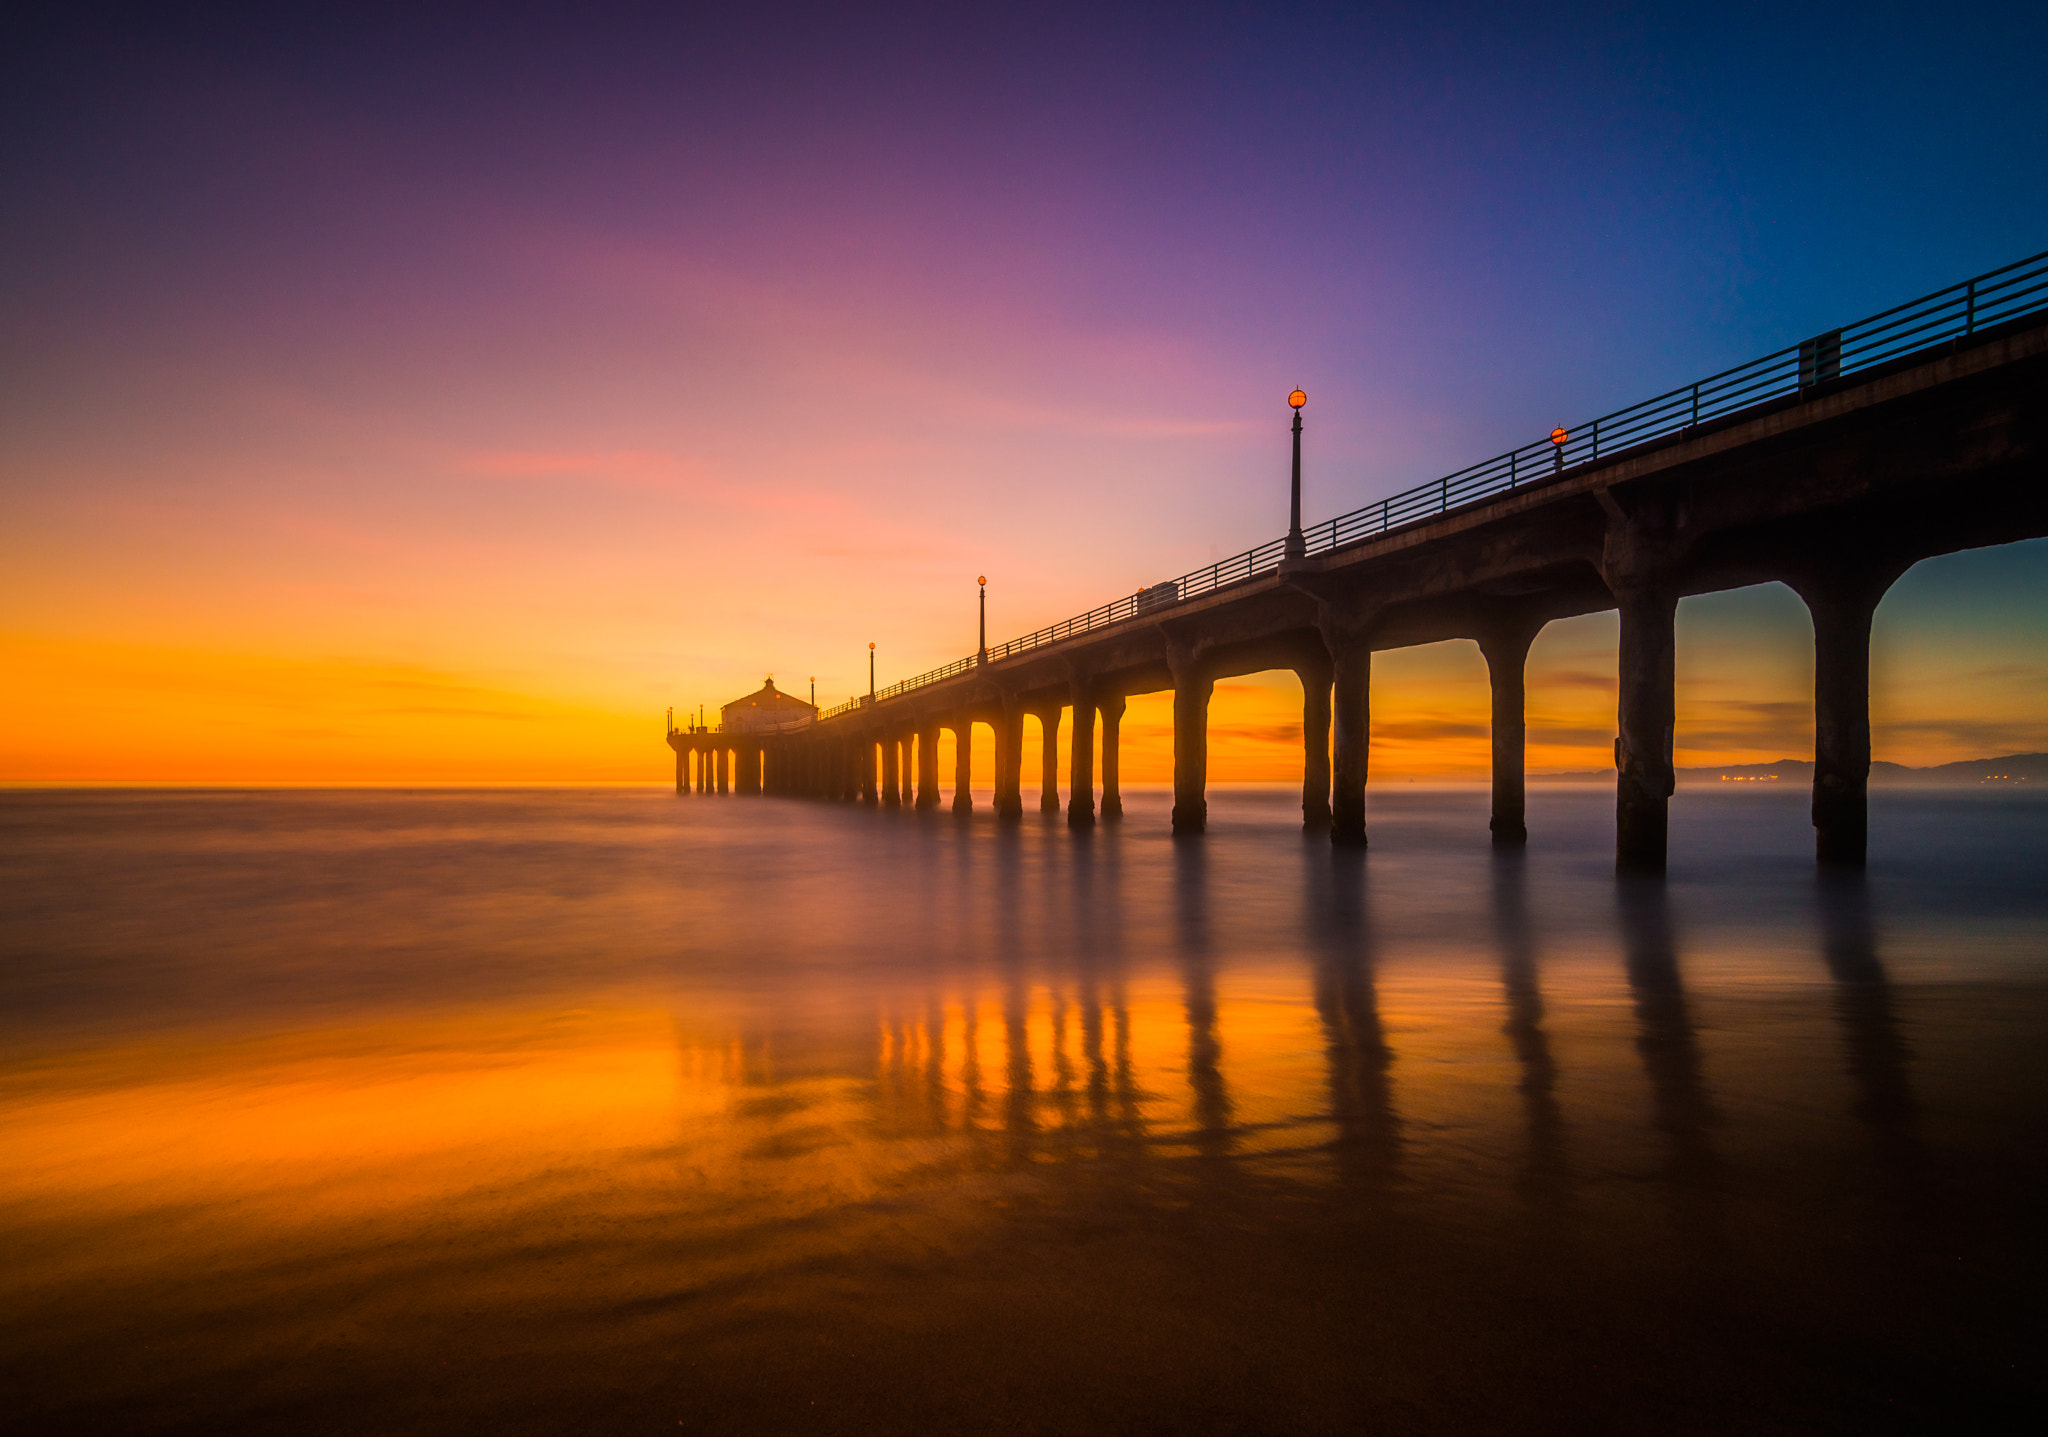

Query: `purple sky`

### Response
(4, 2, 2045, 778)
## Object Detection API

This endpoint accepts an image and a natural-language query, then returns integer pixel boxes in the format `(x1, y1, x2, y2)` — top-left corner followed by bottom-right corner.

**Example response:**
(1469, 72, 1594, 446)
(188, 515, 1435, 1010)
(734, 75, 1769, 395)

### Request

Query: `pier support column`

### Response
(1100, 696, 1125, 821)
(697, 746, 708, 793)
(995, 698, 1025, 822)
(717, 747, 729, 794)
(1790, 562, 1906, 867)
(1170, 661, 1212, 835)
(917, 724, 941, 809)
(1478, 617, 1543, 847)
(675, 744, 687, 795)
(1330, 644, 1371, 845)
(952, 719, 974, 813)
(860, 736, 876, 805)
(881, 732, 901, 808)
(1038, 708, 1062, 814)
(1298, 653, 1333, 832)
(1068, 679, 1096, 830)
(1615, 584, 1678, 872)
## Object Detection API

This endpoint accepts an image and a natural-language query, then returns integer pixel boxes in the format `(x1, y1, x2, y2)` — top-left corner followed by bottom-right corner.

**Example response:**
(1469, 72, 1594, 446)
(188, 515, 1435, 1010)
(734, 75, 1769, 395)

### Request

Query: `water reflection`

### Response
(1308, 848, 1401, 1196)
(4, 789, 2045, 1432)
(1817, 871, 1930, 1220)
(1616, 875, 1723, 1255)
(1173, 843, 1234, 1167)
(1491, 852, 1570, 1213)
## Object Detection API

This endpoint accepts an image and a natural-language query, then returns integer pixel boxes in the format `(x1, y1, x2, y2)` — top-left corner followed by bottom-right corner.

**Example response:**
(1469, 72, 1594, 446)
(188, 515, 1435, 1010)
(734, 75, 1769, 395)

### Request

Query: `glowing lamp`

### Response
(1550, 428, 1569, 445)
(1288, 389, 1307, 410)
(977, 575, 987, 586)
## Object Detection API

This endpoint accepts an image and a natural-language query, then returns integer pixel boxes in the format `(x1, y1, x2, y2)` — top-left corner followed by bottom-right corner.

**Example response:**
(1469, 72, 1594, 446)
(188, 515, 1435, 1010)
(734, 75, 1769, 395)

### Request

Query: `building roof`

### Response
(720, 677, 817, 716)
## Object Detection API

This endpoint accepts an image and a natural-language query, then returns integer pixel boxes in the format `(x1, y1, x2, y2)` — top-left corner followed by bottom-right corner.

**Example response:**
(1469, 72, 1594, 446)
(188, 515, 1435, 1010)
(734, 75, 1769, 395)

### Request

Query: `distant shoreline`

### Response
(4, 755, 2043, 791)
(1530, 752, 2046, 787)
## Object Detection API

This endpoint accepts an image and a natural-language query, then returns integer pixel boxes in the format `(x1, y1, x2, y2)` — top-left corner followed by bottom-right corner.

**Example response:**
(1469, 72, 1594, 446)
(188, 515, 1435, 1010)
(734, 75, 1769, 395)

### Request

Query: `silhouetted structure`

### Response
(668, 677, 816, 795)
(671, 252, 2048, 869)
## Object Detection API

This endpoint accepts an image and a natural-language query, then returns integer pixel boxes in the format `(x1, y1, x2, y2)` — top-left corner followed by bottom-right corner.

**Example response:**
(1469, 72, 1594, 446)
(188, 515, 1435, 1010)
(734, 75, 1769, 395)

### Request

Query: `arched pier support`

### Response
(1477, 615, 1545, 847)
(1168, 646, 1212, 835)
(1068, 674, 1097, 830)
(1099, 695, 1125, 822)
(917, 723, 942, 810)
(1329, 644, 1371, 846)
(881, 733, 901, 808)
(1787, 559, 1909, 866)
(995, 697, 1025, 822)
(1036, 707, 1062, 814)
(1297, 653, 1333, 832)
(1613, 583, 1678, 872)
(952, 718, 974, 813)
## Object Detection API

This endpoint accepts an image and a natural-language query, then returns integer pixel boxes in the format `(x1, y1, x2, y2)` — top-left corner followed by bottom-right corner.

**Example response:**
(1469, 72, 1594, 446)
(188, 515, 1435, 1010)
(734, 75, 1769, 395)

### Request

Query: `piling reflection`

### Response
(1491, 852, 1570, 1213)
(1173, 842, 1234, 1167)
(1616, 875, 1723, 1255)
(1817, 871, 1930, 1218)
(7, 790, 2046, 1433)
(1308, 848, 1401, 1197)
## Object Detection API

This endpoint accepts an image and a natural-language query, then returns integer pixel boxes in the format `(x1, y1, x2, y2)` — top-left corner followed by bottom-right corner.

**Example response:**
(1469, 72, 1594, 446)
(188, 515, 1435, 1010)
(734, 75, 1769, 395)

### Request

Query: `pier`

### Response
(671, 252, 2048, 870)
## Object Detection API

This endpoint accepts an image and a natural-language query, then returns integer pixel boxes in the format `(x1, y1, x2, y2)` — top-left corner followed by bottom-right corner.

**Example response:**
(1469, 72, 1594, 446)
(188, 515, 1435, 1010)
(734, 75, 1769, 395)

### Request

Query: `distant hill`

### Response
(1530, 753, 2046, 787)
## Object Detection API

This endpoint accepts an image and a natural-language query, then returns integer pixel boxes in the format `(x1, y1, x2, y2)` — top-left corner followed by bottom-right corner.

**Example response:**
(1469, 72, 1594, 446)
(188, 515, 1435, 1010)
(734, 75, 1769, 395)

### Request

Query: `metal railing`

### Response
(816, 248, 2048, 720)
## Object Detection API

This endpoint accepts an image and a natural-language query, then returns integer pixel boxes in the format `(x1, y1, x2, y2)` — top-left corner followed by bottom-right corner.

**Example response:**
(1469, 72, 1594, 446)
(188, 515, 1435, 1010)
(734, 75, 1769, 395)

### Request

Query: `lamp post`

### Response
(810, 676, 815, 706)
(977, 576, 988, 665)
(1286, 388, 1308, 559)
(869, 642, 876, 702)
(1551, 427, 1568, 474)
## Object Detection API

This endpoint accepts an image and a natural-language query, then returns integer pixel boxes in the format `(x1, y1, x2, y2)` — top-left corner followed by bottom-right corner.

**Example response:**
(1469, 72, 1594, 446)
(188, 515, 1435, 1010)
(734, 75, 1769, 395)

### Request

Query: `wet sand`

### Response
(3, 786, 2045, 1433)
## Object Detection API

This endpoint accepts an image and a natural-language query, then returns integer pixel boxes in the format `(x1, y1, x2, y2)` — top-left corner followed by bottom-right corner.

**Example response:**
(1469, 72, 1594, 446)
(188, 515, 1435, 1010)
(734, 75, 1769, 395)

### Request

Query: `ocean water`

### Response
(3, 784, 2045, 1435)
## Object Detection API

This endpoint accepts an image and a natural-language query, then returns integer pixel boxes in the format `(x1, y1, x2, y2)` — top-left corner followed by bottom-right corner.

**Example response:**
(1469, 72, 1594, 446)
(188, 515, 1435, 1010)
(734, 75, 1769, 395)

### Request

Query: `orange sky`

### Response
(6, 554, 2044, 785)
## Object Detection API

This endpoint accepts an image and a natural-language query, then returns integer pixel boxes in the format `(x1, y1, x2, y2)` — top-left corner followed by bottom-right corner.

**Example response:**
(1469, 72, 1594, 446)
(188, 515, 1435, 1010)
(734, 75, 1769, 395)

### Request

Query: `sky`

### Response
(3, 1, 2045, 783)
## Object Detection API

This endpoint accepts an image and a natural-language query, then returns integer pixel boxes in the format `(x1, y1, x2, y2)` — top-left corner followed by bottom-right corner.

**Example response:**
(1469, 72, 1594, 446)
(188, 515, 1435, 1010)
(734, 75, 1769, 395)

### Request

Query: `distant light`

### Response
(869, 642, 876, 649)
(1551, 428, 1569, 445)
(977, 575, 987, 586)
(1288, 389, 1307, 410)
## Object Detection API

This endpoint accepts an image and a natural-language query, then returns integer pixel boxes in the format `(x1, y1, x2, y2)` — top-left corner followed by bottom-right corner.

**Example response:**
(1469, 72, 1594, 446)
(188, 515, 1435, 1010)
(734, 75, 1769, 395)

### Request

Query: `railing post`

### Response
(1690, 383, 1700, 426)
(1509, 450, 1517, 488)
(1966, 278, 1977, 334)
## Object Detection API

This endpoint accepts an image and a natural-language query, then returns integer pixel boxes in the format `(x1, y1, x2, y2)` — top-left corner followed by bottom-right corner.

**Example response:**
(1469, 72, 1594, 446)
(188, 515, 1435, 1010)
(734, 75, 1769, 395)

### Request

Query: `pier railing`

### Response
(820, 248, 2048, 719)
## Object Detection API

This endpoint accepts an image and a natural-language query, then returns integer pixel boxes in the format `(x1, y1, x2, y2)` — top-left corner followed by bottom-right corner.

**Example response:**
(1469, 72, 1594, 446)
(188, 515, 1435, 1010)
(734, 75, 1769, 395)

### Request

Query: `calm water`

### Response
(4, 785, 2046, 1434)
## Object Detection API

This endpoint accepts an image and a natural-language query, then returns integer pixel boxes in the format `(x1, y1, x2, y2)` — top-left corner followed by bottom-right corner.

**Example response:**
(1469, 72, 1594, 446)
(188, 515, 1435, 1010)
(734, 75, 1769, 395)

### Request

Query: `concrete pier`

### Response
(1171, 662, 1211, 835)
(1791, 560, 1906, 866)
(1613, 584, 1677, 873)
(1330, 645, 1369, 846)
(1068, 678, 1096, 830)
(693, 311, 2047, 869)
(995, 700, 1024, 822)
(1298, 656, 1332, 832)
(1100, 695, 1124, 821)
(952, 720, 974, 813)
(917, 724, 941, 810)
(1038, 708, 1061, 814)
(1478, 618, 1541, 847)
